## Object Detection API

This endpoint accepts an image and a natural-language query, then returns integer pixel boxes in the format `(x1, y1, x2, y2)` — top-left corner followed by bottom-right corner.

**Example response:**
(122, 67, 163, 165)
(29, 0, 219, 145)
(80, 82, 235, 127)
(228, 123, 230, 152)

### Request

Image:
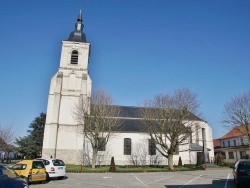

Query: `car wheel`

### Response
(28, 175, 32, 185)
(46, 172, 49, 181)
(24, 177, 29, 184)
(58, 176, 64, 180)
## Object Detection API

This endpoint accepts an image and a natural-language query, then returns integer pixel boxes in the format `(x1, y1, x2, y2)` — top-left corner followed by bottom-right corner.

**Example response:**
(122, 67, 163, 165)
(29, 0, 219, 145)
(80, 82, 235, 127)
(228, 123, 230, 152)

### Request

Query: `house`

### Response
(0, 144, 17, 160)
(42, 10, 214, 165)
(214, 124, 250, 163)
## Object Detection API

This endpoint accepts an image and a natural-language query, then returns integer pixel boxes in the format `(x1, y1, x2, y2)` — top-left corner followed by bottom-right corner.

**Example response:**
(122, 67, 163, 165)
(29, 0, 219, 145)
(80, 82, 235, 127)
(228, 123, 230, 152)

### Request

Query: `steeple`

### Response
(68, 10, 87, 42)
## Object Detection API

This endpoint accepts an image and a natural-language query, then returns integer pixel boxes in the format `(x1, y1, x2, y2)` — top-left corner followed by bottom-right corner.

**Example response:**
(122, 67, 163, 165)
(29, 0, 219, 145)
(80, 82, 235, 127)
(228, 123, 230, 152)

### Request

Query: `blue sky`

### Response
(0, 0, 249, 140)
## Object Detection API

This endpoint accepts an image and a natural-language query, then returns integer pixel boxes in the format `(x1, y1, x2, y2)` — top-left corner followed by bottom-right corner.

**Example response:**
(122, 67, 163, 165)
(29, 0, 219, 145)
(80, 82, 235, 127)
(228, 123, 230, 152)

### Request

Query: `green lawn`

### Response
(66, 164, 202, 173)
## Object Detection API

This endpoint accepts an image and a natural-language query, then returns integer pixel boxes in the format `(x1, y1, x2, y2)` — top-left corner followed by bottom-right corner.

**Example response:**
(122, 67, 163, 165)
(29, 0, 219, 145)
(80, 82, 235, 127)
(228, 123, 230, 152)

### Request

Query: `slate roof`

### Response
(109, 105, 205, 132)
(190, 143, 211, 151)
(117, 105, 203, 120)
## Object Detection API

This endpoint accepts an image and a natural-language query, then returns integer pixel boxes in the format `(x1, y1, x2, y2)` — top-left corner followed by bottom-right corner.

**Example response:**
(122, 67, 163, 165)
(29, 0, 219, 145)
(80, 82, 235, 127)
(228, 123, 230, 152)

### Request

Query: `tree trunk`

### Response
(168, 154, 174, 170)
(92, 148, 97, 169)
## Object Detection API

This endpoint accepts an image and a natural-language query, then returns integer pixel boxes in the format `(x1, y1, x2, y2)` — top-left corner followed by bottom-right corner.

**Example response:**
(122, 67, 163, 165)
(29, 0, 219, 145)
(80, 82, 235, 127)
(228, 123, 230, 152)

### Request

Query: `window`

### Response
(241, 138, 244, 145)
(238, 161, 250, 169)
(229, 152, 234, 159)
(195, 124, 199, 143)
(71, 50, 78, 64)
(222, 141, 225, 147)
(240, 151, 246, 159)
(189, 132, 193, 144)
(234, 140, 236, 146)
(148, 139, 156, 155)
(52, 159, 65, 166)
(12, 164, 26, 170)
(124, 138, 131, 155)
(97, 138, 106, 151)
(32, 161, 45, 169)
(228, 141, 230, 147)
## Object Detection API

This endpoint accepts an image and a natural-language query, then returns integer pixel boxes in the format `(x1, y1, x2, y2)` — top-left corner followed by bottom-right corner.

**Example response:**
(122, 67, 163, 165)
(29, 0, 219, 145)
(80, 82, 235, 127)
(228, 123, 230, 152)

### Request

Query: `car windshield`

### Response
(239, 162, 250, 170)
(52, 159, 65, 166)
(0, 165, 19, 178)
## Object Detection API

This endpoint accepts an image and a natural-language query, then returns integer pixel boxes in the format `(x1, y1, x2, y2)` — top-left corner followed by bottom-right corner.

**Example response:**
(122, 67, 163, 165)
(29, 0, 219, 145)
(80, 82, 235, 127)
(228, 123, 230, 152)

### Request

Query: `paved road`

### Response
(29, 168, 244, 188)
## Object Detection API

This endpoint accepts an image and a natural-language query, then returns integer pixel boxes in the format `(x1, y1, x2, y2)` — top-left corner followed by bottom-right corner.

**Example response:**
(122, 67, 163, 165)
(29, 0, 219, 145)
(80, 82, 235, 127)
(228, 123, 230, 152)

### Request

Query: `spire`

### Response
(68, 10, 86, 42)
(77, 9, 82, 22)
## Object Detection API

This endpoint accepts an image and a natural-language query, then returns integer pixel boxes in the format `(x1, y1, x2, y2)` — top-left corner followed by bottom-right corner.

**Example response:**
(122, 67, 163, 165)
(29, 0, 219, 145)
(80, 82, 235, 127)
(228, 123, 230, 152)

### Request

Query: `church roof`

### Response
(68, 10, 87, 42)
(111, 105, 205, 132)
(190, 143, 211, 151)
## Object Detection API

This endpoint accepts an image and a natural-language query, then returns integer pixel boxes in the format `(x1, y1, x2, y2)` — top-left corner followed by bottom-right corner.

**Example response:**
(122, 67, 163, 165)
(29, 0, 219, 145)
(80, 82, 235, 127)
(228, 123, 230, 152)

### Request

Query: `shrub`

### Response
(196, 155, 202, 167)
(109, 156, 116, 172)
(178, 156, 183, 166)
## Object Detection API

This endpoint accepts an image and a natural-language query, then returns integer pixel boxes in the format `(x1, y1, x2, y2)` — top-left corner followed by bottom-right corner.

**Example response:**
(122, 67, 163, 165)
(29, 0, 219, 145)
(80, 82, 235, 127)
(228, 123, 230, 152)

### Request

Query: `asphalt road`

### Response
(29, 168, 244, 188)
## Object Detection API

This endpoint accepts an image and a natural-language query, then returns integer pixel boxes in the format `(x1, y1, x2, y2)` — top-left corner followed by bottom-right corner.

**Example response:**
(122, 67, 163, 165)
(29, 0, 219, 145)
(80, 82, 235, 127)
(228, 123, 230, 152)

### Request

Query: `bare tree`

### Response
(130, 140, 147, 166)
(73, 89, 122, 169)
(222, 90, 250, 143)
(140, 88, 201, 170)
(0, 123, 16, 160)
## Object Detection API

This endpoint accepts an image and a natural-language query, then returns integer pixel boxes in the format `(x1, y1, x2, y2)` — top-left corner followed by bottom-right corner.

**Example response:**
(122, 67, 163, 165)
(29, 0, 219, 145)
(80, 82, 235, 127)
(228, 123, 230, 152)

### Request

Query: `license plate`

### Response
(58, 167, 63, 170)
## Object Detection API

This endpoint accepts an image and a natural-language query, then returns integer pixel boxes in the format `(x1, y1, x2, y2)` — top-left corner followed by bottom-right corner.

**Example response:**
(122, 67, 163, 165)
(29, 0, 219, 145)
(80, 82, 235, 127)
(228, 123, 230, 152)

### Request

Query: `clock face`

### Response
(73, 43, 79, 48)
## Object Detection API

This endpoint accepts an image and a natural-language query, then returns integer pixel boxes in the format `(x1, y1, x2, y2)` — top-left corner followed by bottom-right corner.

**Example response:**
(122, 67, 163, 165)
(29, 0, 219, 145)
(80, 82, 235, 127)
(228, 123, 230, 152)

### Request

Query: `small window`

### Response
(44, 160, 50, 166)
(222, 141, 225, 147)
(124, 138, 131, 155)
(234, 140, 236, 146)
(228, 141, 230, 147)
(32, 161, 45, 169)
(240, 151, 246, 159)
(71, 50, 78, 64)
(241, 138, 244, 145)
(229, 152, 234, 159)
(190, 132, 193, 144)
(52, 159, 65, 166)
(148, 139, 156, 155)
(97, 138, 106, 151)
(12, 164, 26, 170)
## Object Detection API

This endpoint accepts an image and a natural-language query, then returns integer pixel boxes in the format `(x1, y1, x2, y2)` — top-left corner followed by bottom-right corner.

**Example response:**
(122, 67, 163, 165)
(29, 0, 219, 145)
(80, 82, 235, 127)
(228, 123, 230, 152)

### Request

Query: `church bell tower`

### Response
(42, 10, 92, 163)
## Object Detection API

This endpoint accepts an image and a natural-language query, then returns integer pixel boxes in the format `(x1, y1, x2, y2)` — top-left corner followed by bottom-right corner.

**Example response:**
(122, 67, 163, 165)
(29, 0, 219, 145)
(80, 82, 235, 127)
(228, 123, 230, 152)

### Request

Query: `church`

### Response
(42, 11, 214, 165)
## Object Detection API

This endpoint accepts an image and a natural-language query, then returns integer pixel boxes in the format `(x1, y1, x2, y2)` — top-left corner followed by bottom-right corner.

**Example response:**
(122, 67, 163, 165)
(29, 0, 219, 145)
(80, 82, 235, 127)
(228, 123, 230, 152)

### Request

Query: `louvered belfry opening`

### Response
(71, 50, 78, 64)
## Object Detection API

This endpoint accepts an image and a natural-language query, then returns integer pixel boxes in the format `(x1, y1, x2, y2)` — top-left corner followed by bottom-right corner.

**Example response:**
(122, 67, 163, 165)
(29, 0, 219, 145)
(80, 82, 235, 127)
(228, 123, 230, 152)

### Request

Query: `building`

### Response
(214, 124, 250, 163)
(42, 11, 214, 165)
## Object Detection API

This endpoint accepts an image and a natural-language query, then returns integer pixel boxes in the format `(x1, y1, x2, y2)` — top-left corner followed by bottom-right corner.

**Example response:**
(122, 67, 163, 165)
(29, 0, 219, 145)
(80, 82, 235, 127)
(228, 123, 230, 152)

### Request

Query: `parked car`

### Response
(12, 160, 46, 184)
(36, 158, 66, 180)
(231, 159, 250, 188)
(0, 164, 29, 188)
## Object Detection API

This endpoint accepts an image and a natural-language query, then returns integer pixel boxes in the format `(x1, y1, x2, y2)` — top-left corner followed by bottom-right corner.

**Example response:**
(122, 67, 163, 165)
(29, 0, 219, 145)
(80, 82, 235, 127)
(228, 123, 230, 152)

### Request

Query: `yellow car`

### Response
(12, 160, 46, 184)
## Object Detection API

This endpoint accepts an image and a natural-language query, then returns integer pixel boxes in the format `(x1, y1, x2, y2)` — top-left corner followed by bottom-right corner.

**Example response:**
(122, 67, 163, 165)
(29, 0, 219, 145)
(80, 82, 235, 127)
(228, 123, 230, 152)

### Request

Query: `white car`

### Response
(36, 158, 66, 180)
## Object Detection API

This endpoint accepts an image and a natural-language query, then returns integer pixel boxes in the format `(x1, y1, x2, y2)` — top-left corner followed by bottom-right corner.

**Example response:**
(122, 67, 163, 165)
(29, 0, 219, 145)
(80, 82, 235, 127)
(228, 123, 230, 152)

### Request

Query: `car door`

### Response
(31, 161, 46, 181)
(12, 164, 27, 178)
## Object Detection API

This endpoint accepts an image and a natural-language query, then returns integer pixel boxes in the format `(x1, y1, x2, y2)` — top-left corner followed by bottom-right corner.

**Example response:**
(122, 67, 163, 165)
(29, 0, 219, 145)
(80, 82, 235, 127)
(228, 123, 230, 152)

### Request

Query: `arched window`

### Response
(124, 138, 131, 155)
(148, 139, 156, 155)
(71, 50, 78, 64)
